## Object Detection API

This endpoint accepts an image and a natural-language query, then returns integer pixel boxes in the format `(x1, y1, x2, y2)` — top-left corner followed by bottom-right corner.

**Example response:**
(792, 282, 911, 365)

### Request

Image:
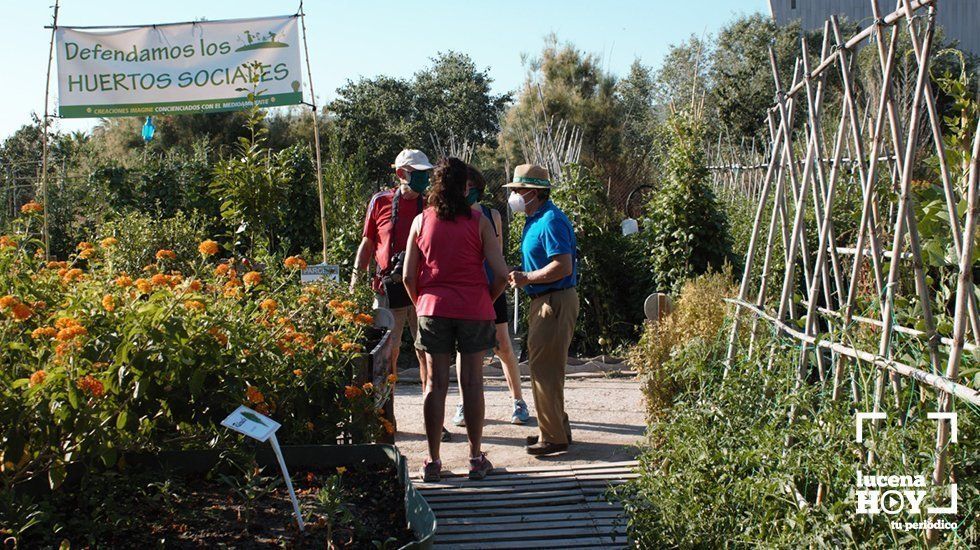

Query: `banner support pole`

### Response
(298, 1, 328, 265)
(41, 0, 59, 260)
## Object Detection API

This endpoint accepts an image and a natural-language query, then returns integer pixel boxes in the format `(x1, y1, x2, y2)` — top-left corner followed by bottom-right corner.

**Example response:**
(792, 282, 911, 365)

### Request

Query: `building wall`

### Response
(767, 0, 979, 55)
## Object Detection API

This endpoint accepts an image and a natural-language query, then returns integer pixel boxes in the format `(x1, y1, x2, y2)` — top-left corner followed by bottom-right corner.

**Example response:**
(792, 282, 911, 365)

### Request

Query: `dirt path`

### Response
(390, 376, 646, 476)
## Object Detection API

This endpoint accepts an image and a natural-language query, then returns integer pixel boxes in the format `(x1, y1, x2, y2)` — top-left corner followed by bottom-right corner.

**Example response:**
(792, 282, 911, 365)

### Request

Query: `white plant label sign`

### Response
(300, 263, 339, 284)
(221, 405, 280, 442)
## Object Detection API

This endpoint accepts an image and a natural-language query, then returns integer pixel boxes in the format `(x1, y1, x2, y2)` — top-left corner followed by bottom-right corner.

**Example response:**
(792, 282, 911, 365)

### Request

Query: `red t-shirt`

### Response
(414, 208, 495, 321)
(362, 188, 424, 272)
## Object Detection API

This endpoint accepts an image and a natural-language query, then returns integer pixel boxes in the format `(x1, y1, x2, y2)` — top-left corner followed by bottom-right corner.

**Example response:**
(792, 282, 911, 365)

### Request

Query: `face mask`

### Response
(407, 170, 429, 193)
(466, 189, 481, 206)
(508, 191, 527, 214)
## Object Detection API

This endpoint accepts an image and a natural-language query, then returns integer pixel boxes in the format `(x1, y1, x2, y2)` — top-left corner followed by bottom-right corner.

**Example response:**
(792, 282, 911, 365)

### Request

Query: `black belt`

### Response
(527, 287, 572, 300)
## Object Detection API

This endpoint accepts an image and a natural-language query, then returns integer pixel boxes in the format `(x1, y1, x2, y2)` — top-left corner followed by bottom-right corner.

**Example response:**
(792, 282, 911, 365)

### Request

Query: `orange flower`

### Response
(31, 326, 57, 340)
(328, 299, 343, 309)
(323, 333, 341, 347)
(115, 275, 133, 288)
(362, 382, 374, 394)
(151, 273, 171, 287)
(56, 325, 87, 341)
(0, 295, 18, 309)
(78, 248, 95, 259)
(102, 294, 116, 312)
(62, 268, 84, 283)
(55, 316, 79, 329)
(100, 237, 118, 248)
(342, 342, 363, 353)
(169, 273, 184, 286)
(0, 235, 15, 248)
(297, 296, 310, 305)
(387, 374, 398, 384)
(188, 279, 203, 292)
(355, 313, 374, 326)
(344, 385, 364, 399)
(155, 249, 176, 261)
(243, 271, 261, 286)
(306, 421, 315, 431)
(45, 261, 67, 270)
(135, 278, 152, 294)
(215, 264, 230, 277)
(260, 299, 278, 313)
(380, 418, 395, 436)
(293, 369, 303, 377)
(29, 370, 46, 387)
(246, 385, 265, 404)
(10, 303, 32, 321)
(183, 300, 206, 312)
(76, 375, 105, 398)
(283, 256, 307, 270)
(77, 241, 94, 251)
(208, 327, 228, 346)
(198, 239, 219, 256)
(20, 201, 43, 214)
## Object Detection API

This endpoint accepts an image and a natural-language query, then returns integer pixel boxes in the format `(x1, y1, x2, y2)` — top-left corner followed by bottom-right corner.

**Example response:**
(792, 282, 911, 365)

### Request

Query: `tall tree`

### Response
(499, 34, 623, 171)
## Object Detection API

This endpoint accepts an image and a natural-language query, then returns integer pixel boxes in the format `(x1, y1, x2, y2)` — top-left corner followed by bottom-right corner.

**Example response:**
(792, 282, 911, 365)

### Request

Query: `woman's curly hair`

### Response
(429, 157, 472, 221)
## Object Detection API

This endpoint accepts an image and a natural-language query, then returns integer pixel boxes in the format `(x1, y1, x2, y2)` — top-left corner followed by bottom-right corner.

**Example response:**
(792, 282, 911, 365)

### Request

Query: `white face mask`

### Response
(509, 191, 530, 214)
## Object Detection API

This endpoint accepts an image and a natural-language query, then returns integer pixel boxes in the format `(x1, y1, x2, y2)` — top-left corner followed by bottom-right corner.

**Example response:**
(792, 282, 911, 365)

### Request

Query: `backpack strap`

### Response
(481, 205, 499, 237)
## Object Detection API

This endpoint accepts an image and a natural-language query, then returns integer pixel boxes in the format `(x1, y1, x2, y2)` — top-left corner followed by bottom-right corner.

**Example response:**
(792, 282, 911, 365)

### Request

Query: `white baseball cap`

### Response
(393, 149, 434, 171)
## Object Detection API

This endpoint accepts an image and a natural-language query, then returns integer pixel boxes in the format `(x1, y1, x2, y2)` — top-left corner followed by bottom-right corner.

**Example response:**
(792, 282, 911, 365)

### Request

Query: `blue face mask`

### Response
(408, 171, 429, 193)
(466, 189, 481, 206)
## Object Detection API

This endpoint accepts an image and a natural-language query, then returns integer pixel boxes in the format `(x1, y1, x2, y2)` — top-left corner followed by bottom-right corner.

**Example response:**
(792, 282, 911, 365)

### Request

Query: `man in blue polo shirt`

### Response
(505, 164, 579, 456)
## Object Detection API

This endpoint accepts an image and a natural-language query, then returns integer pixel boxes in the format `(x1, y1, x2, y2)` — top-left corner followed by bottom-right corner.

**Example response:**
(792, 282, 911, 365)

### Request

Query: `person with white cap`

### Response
(351, 149, 450, 441)
(504, 164, 579, 456)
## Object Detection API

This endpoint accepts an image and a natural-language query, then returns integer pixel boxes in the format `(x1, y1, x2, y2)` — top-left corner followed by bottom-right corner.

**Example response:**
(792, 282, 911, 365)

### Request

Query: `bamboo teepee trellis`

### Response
(723, 0, 977, 542)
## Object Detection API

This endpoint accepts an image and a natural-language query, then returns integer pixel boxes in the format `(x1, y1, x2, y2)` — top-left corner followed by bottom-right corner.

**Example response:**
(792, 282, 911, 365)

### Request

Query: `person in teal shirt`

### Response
(505, 164, 580, 457)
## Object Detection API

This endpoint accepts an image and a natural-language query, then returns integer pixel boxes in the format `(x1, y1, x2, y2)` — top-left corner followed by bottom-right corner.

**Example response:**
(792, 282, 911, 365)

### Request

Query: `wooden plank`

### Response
(432, 501, 622, 518)
(438, 510, 623, 526)
(434, 460, 636, 477)
(428, 494, 586, 511)
(419, 469, 636, 487)
(418, 478, 628, 495)
(436, 526, 605, 544)
(423, 467, 635, 484)
(434, 535, 626, 549)
(424, 488, 585, 503)
(438, 518, 627, 535)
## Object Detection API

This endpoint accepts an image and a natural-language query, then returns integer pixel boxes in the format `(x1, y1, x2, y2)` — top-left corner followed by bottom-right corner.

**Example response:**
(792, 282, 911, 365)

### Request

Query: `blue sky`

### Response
(2, 0, 769, 139)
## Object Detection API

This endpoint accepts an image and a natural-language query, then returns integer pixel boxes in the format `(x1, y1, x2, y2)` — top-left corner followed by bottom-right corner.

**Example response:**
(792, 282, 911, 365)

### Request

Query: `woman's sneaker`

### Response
(452, 402, 466, 427)
(420, 459, 442, 483)
(468, 453, 493, 480)
(511, 399, 530, 424)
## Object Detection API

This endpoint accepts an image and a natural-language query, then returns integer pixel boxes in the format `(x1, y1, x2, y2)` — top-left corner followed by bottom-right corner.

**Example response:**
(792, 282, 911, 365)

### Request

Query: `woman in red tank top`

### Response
(403, 157, 509, 482)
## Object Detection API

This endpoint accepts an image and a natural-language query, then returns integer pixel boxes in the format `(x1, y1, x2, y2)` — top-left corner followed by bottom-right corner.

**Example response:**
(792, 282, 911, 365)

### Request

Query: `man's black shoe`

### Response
(526, 441, 569, 456)
(525, 431, 572, 446)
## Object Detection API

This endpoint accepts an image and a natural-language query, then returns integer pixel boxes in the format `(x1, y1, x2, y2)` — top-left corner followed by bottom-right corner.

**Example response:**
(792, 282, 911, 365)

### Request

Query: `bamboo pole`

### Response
(725, 299, 980, 407)
(298, 1, 328, 265)
(40, 0, 59, 260)
(927, 106, 980, 546)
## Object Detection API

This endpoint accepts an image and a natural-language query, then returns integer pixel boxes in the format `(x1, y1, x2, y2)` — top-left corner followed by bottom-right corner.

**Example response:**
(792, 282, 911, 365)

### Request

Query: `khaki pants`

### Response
(527, 287, 579, 445)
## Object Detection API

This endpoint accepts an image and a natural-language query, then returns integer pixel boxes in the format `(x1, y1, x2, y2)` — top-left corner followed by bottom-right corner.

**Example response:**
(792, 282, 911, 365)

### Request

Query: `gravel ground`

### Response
(390, 376, 646, 476)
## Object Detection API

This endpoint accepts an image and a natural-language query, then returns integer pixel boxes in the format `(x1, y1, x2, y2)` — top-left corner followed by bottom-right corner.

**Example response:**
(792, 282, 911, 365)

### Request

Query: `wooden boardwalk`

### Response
(416, 460, 637, 549)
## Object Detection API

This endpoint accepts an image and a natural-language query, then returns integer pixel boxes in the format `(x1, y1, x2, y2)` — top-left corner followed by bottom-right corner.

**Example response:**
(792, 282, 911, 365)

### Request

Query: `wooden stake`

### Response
(40, 0, 59, 259)
(298, 1, 328, 265)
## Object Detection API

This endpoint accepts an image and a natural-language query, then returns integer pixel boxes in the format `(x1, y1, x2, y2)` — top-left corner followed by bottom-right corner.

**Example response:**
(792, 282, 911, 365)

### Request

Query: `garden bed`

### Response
(4, 445, 434, 548)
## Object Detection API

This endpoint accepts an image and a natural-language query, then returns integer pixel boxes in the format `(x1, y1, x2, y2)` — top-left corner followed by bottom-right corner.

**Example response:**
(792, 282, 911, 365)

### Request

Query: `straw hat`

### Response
(503, 164, 551, 189)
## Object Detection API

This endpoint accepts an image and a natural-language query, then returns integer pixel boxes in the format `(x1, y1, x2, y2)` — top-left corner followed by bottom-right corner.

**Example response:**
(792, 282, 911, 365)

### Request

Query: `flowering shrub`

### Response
(0, 208, 387, 488)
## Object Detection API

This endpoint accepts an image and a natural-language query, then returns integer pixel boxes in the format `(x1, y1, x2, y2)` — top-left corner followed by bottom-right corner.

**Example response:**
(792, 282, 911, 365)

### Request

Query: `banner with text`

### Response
(56, 15, 303, 118)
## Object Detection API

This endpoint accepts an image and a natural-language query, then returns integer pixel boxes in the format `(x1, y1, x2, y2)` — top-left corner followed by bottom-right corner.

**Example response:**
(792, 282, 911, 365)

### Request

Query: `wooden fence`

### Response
(721, 0, 977, 543)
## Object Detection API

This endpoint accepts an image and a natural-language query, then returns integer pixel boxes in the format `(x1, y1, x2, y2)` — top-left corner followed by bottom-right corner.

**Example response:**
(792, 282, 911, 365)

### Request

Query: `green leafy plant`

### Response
(640, 110, 736, 293)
